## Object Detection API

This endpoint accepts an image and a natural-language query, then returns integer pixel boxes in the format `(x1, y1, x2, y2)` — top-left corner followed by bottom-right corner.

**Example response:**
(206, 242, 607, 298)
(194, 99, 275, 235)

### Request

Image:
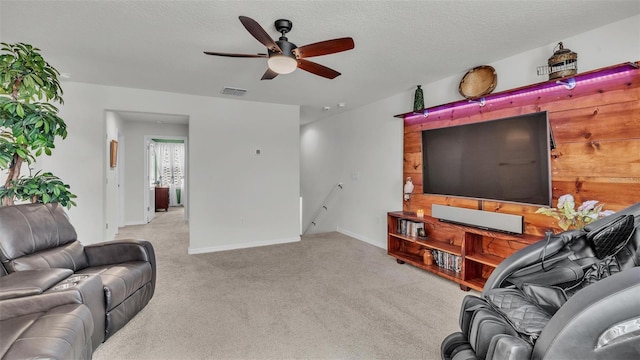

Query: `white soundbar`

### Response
(432, 204, 524, 234)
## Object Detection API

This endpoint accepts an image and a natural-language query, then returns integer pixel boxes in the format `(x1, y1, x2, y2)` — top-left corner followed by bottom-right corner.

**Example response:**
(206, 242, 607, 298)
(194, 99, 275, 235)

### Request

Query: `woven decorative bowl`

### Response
(458, 65, 497, 99)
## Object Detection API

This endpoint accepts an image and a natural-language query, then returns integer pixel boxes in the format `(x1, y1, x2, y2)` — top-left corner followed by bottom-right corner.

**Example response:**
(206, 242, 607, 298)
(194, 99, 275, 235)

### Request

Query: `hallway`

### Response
(116, 206, 188, 246)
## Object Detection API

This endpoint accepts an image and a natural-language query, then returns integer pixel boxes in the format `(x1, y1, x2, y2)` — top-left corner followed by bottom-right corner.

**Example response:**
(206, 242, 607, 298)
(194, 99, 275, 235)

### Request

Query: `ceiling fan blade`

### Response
(239, 16, 282, 53)
(297, 59, 341, 79)
(203, 51, 267, 58)
(293, 37, 354, 59)
(261, 68, 279, 80)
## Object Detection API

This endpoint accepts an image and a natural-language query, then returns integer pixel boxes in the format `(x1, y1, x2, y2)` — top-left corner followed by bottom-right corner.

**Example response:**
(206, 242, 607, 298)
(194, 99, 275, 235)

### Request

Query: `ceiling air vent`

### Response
(221, 87, 247, 96)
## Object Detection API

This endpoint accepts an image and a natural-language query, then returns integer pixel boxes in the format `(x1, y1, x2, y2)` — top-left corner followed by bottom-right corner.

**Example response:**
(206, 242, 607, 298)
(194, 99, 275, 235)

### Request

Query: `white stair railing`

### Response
(304, 182, 343, 234)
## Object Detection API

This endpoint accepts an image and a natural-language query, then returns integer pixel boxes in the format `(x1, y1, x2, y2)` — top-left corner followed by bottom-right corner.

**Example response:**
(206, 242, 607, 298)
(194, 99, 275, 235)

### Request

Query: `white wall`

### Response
(300, 118, 346, 234)
(105, 111, 124, 240)
(418, 14, 640, 109)
(301, 14, 640, 249)
(42, 83, 300, 253)
(300, 94, 405, 248)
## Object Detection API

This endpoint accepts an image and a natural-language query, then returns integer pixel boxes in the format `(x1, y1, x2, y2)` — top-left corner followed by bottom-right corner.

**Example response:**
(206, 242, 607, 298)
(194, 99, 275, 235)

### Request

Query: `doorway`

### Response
(104, 110, 189, 240)
(145, 136, 189, 223)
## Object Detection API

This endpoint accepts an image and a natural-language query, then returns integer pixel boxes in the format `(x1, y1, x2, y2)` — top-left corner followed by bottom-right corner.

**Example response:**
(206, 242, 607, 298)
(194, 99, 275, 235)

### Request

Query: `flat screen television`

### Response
(421, 111, 552, 207)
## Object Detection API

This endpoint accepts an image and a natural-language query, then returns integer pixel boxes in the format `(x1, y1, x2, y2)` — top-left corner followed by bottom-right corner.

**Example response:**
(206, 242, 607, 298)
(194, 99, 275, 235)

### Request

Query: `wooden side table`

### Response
(155, 187, 169, 211)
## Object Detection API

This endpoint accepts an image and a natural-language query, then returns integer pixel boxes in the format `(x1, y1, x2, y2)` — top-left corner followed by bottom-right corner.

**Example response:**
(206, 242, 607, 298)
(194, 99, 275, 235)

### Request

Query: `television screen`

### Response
(421, 111, 551, 206)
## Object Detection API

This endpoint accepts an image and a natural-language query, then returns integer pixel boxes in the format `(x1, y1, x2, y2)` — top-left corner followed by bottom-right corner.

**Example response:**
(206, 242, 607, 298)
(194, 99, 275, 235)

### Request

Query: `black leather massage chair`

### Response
(441, 202, 640, 360)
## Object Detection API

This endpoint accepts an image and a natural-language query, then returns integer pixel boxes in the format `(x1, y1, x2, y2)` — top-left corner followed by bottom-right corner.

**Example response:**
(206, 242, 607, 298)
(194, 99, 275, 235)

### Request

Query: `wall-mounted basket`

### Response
(458, 65, 498, 99)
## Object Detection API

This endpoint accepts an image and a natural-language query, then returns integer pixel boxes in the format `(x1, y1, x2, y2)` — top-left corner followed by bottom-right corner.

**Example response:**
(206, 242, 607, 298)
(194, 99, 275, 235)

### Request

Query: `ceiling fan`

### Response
(204, 16, 355, 80)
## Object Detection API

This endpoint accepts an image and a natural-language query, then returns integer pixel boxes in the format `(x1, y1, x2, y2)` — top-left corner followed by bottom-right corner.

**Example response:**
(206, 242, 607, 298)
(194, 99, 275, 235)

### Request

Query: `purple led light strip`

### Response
(401, 61, 639, 122)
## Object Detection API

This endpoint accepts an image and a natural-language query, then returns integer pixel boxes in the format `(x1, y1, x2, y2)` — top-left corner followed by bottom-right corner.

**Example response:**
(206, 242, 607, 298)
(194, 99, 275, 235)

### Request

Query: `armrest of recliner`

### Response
(0, 269, 73, 300)
(84, 239, 156, 293)
(0, 289, 84, 321)
(532, 266, 640, 360)
(84, 239, 155, 267)
(486, 334, 533, 360)
(483, 230, 584, 292)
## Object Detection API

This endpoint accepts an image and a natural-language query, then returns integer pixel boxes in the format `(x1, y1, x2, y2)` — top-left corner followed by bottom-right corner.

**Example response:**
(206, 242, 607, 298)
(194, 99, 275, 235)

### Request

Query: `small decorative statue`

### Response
(413, 85, 424, 112)
(404, 177, 414, 201)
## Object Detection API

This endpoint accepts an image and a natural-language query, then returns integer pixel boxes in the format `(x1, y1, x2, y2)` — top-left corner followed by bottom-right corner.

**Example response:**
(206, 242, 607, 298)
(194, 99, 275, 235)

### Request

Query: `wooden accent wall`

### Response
(402, 63, 640, 237)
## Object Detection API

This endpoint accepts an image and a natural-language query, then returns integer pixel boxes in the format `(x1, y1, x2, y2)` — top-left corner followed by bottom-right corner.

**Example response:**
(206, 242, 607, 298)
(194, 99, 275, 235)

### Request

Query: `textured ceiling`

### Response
(1, 1, 638, 124)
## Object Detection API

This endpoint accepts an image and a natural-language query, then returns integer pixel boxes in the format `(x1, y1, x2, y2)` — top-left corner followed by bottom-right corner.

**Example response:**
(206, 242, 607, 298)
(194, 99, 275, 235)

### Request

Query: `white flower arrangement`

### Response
(536, 194, 615, 231)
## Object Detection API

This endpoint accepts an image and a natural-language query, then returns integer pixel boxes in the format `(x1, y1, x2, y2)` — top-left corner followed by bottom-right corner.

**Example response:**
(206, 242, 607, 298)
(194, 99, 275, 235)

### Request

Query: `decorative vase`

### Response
(413, 85, 424, 112)
(423, 250, 434, 266)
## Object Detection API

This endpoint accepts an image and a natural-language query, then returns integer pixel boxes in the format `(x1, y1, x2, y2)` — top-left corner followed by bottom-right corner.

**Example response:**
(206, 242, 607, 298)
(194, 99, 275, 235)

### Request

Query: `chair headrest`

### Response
(0, 203, 77, 262)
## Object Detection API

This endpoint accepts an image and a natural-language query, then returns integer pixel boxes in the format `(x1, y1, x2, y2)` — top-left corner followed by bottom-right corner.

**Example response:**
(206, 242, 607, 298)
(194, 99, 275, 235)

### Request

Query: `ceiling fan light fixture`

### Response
(268, 55, 297, 74)
(204, 16, 354, 79)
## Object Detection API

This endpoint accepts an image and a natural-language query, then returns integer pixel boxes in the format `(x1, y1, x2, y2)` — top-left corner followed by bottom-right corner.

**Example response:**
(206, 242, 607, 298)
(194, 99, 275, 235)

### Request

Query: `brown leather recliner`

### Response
(0, 268, 95, 359)
(0, 203, 156, 353)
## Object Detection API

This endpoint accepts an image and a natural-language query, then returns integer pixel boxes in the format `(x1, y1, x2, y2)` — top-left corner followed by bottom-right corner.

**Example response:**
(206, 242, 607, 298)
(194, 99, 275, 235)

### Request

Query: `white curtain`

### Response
(155, 141, 185, 206)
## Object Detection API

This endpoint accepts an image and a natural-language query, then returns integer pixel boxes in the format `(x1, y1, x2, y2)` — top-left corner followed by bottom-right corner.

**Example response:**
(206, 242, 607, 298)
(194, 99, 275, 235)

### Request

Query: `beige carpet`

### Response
(93, 207, 472, 360)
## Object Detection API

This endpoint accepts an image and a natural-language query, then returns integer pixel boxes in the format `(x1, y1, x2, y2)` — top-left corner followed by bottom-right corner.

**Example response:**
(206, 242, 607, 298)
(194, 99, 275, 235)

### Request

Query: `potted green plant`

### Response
(0, 42, 76, 207)
(535, 194, 614, 231)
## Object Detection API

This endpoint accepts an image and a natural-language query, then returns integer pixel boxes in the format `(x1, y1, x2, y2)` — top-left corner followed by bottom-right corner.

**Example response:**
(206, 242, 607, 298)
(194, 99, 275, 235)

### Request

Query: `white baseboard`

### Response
(124, 220, 147, 226)
(188, 236, 301, 255)
(337, 227, 386, 250)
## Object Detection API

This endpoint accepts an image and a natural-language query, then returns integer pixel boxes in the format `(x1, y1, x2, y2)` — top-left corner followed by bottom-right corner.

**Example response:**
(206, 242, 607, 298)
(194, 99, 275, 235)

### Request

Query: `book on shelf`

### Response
(397, 219, 425, 237)
(432, 249, 461, 273)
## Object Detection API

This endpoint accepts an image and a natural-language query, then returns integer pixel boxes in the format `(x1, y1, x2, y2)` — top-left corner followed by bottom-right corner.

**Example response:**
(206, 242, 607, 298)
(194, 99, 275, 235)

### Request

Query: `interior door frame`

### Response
(144, 135, 189, 222)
